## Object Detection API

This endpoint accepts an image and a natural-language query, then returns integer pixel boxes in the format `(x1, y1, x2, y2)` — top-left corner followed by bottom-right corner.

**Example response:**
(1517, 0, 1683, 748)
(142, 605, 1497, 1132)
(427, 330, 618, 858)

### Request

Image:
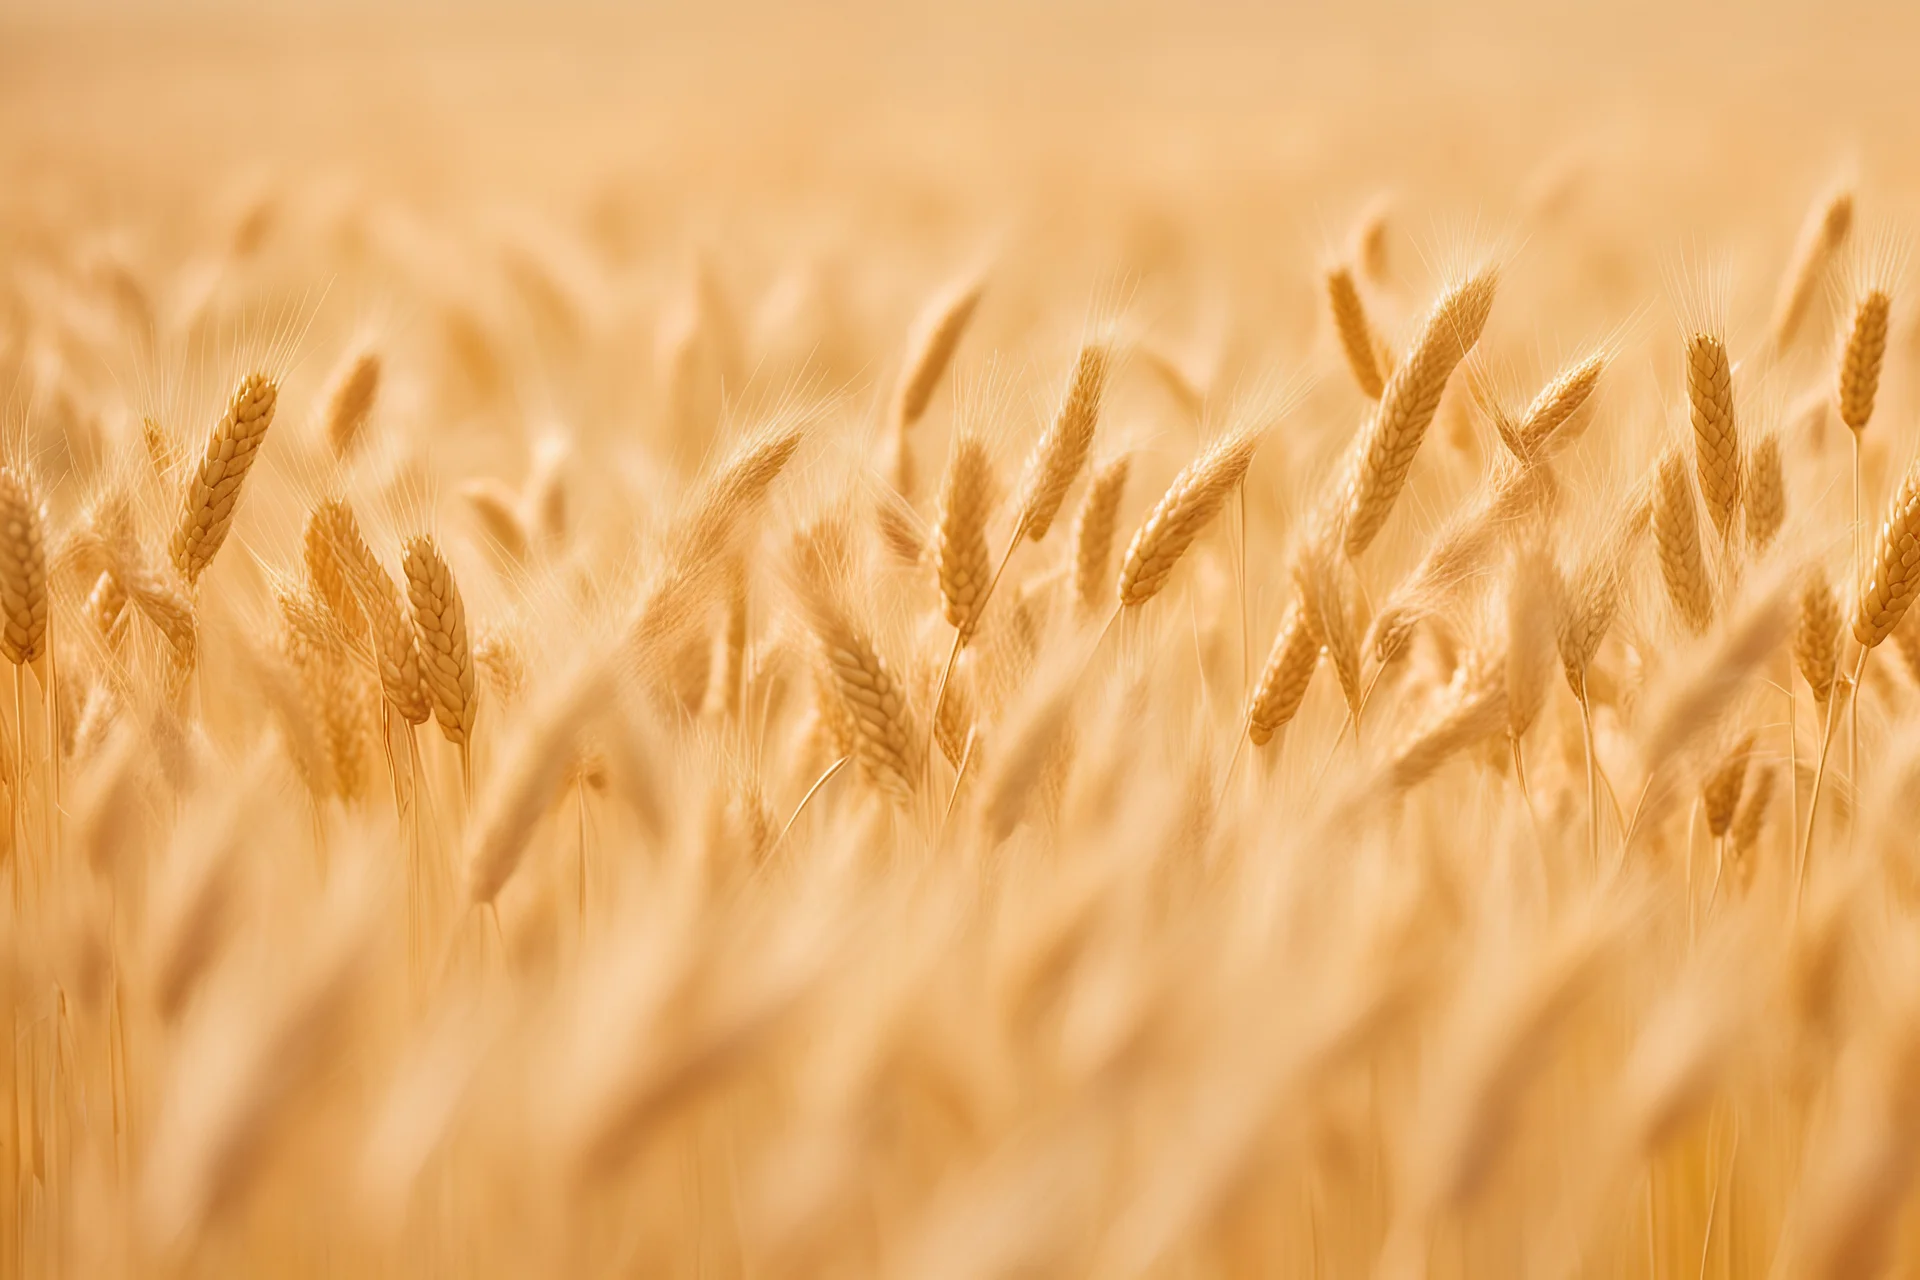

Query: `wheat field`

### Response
(7, 2, 1920, 1276)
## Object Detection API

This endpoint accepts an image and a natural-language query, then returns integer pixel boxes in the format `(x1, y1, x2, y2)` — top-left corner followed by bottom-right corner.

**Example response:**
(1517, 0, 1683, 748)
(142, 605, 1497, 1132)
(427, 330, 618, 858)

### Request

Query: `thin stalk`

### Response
(575, 780, 588, 931)
(1850, 433, 1862, 845)
(1800, 646, 1868, 913)
(1785, 656, 1799, 865)
(1578, 683, 1600, 870)
(941, 727, 979, 830)
(1237, 488, 1250, 695)
(776, 755, 850, 849)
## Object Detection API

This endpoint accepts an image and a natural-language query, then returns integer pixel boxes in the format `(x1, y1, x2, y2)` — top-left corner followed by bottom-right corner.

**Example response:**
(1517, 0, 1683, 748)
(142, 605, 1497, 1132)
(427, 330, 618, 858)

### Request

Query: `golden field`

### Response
(7, 2, 1920, 1275)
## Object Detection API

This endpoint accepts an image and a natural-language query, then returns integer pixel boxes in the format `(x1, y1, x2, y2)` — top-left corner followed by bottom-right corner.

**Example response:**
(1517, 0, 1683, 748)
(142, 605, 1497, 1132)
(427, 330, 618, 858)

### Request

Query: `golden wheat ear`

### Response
(893, 272, 985, 431)
(171, 372, 277, 587)
(1117, 425, 1264, 608)
(1339, 267, 1499, 557)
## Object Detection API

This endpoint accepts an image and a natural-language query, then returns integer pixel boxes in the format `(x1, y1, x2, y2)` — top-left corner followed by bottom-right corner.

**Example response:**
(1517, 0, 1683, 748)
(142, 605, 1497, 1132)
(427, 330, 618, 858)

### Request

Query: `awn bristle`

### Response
(1016, 341, 1110, 542)
(1118, 426, 1263, 608)
(1071, 453, 1130, 614)
(170, 372, 277, 586)
(402, 535, 478, 747)
(1837, 288, 1891, 433)
(1338, 268, 1498, 557)
(1684, 333, 1741, 542)
(1326, 264, 1387, 400)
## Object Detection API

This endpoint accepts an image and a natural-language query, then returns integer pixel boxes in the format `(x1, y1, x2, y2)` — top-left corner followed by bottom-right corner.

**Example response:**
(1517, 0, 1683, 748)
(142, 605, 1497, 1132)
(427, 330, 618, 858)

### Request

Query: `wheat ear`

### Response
(1514, 351, 1605, 459)
(464, 662, 611, 907)
(1326, 264, 1387, 399)
(893, 275, 984, 430)
(1015, 341, 1110, 542)
(1838, 288, 1891, 433)
(805, 602, 919, 804)
(934, 432, 999, 640)
(1295, 537, 1361, 716)
(86, 570, 129, 647)
(0, 467, 49, 665)
(1653, 449, 1714, 635)
(1795, 566, 1841, 704)
(1118, 427, 1263, 608)
(1854, 456, 1920, 648)
(1339, 268, 1498, 556)
(313, 499, 431, 725)
(1701, 731, 1755, 838)
(170, 372, 277, 585)
(1745, 432, 1786, 553)
(1684, 334, 1741, 542)
(1771, 187, 1853, 352)
(1247, 604, 1320, 747)
(324, 350, 380, 460)
(402, 535, 477, 749)
(1071, 454, 1130, 615)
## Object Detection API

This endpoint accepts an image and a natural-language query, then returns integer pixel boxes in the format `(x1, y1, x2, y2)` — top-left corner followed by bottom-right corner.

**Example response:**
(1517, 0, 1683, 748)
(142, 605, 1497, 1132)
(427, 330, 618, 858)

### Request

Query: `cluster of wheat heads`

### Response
(11, 142, 1920, 1279)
